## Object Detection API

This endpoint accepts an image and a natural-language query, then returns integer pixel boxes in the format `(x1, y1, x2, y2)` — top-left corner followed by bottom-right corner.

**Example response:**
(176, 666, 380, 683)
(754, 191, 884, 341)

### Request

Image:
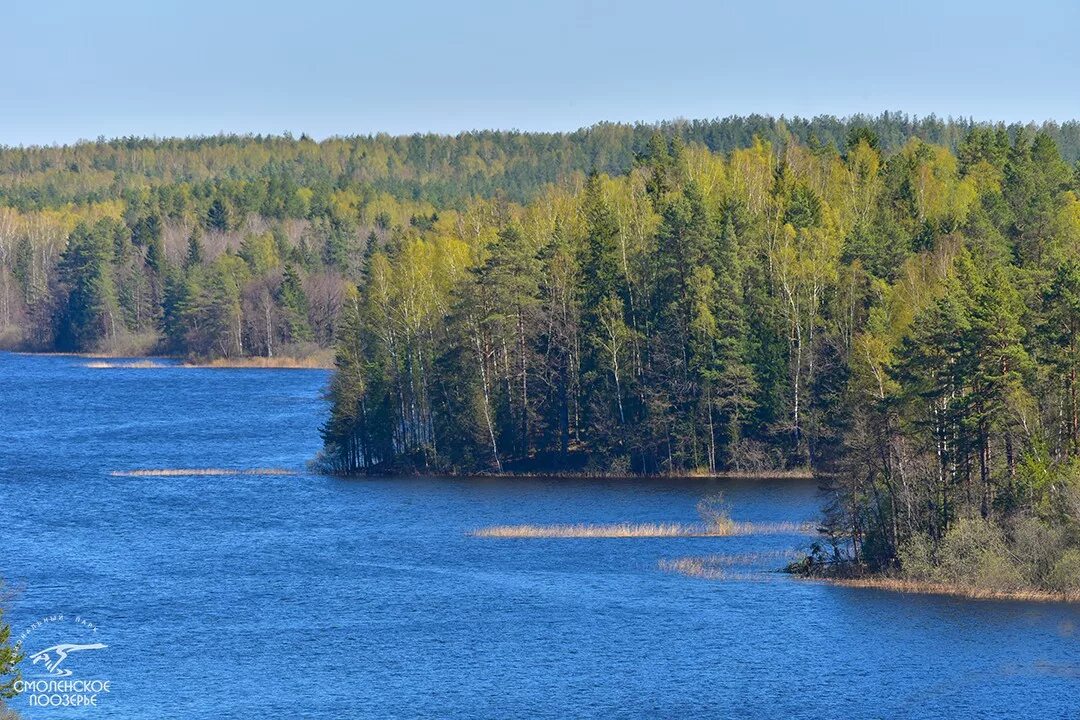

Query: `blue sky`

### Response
(3, 0, 1078, 145)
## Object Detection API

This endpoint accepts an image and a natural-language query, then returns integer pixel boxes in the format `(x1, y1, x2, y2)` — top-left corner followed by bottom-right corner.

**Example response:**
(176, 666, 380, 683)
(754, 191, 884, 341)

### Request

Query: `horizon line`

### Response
(4, 111, 1080, 151)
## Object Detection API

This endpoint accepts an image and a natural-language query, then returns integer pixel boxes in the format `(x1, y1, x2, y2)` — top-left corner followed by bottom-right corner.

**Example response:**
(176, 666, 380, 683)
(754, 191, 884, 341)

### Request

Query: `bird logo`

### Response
(29, 643, 108, 677)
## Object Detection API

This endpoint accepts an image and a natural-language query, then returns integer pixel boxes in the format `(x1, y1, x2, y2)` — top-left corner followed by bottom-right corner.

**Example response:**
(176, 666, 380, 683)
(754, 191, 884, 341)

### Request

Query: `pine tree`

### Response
(712, 217, 758, 468)
(278, 263, 313, 343)
(207, 198, 230, 232)
(57, 221, 120, 351)
(478, 225, 542, 456)
(185, 227, 204, 270)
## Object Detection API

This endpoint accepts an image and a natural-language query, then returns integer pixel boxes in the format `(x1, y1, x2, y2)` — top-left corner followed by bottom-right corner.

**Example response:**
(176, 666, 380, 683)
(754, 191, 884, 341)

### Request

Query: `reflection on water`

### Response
(1, 352, 1078, 719)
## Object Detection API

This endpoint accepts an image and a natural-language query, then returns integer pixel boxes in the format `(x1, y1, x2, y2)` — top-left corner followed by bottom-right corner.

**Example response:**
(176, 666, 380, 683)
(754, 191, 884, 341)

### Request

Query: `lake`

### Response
(1, 351, 1077, 719)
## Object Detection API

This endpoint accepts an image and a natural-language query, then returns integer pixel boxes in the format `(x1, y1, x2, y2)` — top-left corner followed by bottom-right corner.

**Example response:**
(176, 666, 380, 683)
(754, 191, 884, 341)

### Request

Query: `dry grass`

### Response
(469, 469, 815, 480)
(474, 522, 715, 538)
(471, 520, 813, 538)
(111, 468, 296, 477)
(22, 350, 332, 369)
(814, 576, 1080, 603)
(186, 352, 333, 369)
(84, 360, 172, 369)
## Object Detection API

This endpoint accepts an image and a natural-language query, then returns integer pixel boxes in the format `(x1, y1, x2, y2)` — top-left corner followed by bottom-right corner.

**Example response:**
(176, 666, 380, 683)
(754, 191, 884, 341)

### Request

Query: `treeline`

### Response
(6, 114, 1080, 211)
(0, 168, 446, 356)
(4, 112, 1013, 358)
(0, 201, 358, 357)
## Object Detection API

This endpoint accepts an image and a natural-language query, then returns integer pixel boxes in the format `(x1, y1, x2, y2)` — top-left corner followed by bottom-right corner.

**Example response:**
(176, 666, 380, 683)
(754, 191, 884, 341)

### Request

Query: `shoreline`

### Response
(183, 355, 333, 369)
(802, 574, 1080, 604)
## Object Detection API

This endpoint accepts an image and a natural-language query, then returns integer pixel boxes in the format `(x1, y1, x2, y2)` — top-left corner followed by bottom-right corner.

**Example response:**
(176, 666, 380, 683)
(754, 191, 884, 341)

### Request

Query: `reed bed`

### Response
(816, 576, 1080, 603)
(186, 354, 332, 369)
(658, 556, 790, 581)
(658, 557, 728, 579)
(111, 468, 297, 477)
(465, 469, 815, 480)
(84, 360, 172, 369)
(675, 550, 802, 566)
(471, 520, 814, 538)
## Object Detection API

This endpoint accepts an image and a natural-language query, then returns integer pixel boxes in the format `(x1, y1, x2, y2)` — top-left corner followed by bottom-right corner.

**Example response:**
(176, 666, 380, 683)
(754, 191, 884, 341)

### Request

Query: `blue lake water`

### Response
(1, 351, 1078, 719)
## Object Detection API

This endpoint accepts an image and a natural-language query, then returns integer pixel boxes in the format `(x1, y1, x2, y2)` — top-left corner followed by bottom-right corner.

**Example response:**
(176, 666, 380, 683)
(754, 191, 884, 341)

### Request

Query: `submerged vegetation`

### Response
(658, 553, 801, 581)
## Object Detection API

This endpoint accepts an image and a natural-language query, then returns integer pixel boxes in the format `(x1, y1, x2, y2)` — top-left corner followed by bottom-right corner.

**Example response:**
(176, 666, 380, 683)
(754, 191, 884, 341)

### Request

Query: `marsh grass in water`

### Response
(84, 360, 172, 369)
(472, 520, 812, 538)
(111, 468, 297, 477)
(813, 576, 1080, 603)
(658, 553, 798, 581)
(475, 522, 723, 538)
(185, 352, 333, 369)
(473, 492, 814, 538)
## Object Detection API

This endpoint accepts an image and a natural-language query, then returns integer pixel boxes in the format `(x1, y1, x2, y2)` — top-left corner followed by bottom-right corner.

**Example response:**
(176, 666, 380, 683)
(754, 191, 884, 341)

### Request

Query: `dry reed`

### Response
(471, 520, 813, 538)
(85, 360, 172, 369)
(658, 555, 791, 581)
(185, 354, 332, 369)
(814, 576, 1080, 603)
(111, 468, 296, 477)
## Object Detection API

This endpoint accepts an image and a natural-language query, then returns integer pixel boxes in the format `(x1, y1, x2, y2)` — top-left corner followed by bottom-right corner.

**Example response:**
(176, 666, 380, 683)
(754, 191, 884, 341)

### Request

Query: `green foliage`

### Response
(184, 226, 204, 270)
(278, 264, 312, 343)
(936, 518, 1024, 590)
(239, 232, 279, 275)
(1047, 549, 1080, 593)
(56, 220, 120, 351)
(0, 596, 22, 700)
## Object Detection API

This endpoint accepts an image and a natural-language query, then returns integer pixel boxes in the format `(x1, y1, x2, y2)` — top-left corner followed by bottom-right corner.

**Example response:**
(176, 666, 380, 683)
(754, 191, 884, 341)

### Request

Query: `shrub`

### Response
(937, 517, 1024, 591)
(897, 534, 935, 581)
(1008, 515, 1067, 587)
(1047, 549, 1080, 594)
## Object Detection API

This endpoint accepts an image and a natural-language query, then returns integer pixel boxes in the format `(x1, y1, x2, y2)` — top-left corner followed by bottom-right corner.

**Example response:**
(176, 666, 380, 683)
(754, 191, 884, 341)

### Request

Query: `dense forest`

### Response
(318, 121, 1080, 595)
(5, 113, 1080, 362)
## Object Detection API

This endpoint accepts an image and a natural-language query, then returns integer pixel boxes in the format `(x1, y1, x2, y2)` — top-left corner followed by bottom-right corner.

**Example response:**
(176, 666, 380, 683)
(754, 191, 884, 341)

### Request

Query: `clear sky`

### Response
(3, 0, 1078, 146)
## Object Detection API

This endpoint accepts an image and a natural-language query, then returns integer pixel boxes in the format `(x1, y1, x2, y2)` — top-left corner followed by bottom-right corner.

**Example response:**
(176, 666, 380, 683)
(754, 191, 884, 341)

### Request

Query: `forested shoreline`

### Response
(3, 112, 1080, 596)
(318, 120, 1080, 597)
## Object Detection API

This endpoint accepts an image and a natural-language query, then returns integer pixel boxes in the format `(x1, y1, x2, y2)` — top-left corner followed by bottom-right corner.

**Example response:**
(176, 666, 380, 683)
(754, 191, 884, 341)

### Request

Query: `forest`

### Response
(4, 113, 1080, 361)
(317, 122, 1080, 595)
